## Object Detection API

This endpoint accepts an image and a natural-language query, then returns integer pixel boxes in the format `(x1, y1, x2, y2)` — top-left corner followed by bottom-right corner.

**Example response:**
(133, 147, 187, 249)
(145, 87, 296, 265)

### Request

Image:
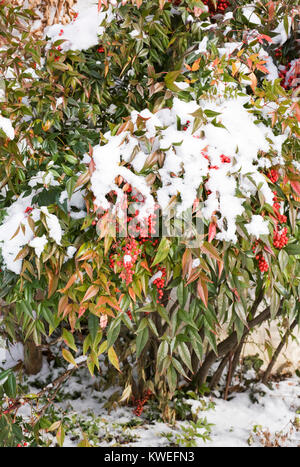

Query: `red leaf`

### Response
(81, 285, 99, 303)
(291, 181, 300, 196)
(257, 34, 273, 44)
(197, 279, 208, 307)
(217, 260, 224, 279)
(208, 222, 217, 243)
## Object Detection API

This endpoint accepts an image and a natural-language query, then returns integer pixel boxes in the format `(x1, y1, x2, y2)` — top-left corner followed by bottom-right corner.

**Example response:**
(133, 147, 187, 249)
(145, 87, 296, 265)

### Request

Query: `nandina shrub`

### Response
(0, 0, 299, 422)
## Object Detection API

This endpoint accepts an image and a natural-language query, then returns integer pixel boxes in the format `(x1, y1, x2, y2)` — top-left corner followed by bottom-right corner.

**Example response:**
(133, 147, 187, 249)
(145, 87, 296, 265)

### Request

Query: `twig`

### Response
(262, 318, 298, 385)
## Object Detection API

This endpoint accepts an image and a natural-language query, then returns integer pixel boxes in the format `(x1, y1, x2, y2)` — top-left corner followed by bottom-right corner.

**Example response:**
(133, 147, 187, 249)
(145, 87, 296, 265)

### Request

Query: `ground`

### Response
(2, 343, 300, 447)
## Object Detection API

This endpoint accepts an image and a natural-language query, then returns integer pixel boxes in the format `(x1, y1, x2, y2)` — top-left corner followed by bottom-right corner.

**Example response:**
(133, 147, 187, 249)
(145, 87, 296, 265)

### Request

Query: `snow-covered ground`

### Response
(2, 344, 299, 447)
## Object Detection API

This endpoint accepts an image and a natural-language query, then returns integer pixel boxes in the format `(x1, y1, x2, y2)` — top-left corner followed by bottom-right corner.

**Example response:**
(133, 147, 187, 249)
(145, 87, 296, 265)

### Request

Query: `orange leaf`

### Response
(58, 295, 69, 316)
(217, 260, 224, 279)
(182, 248, 192, 277)
(81, 285, 99, 303)
(186, 269, 201, 285)
(140, 260, 151, 273)
(232, 61, 240, 77)
(197, 279, 208, 308)
(128, 287, 136, 302)
(82, 262, 94, 281)
(292, 102, 300, 123)
(46, 267, 59, 299)
(191, 58, 201, 72)
(268, 1, 275, 21)
(184, 63, 192, 71)
(249, 72, 257, 93)
(60, 273, 77, 293)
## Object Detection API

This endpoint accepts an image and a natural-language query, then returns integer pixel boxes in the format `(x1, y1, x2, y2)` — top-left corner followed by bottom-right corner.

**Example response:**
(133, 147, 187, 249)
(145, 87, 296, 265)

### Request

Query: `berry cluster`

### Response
(267, 168, 279, 184)
(152, 267, 167, 304)
(202, 0, 231, 14)
(273, 227, 288, 249)
(251, 239, 259, 255)
(24, 206, 33, 215)
(126, 309, 133, 321)
(97, 46, 104, 53)
(272, 191, 287, 224)
(169, 0, 182, 5)
(278, 62, 296, 90)
(274, 47, 282, 59)
(133, 390, 152, 416)
(220, 154, 231, 163)
(17, 442, 28, 447)
(183, 120, 191, 131)
(110, 238, 141, 286)
(256, 252, 269, 272)
(252, 241, 269, 273)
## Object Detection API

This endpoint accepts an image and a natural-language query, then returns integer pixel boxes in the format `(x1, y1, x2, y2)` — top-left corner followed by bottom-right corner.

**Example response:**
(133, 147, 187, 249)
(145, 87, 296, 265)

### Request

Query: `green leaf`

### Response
(164, 70, 182, 92)
(204, 109, 221, 118)
(0, 368, 12, 383)
(151, 238, 171, 266)
(56, 424, 65, 447)
(107, 319, 121, 349)
(171, 357, 190, 380)
(62, 328, 77, 352)
(66, 177, 77, 200)
(108, 346, 120, 371)
(157, 341, 169, 368)
(177, 341, 193, 373)
(4, 373, 17, 398)
(136, 327, 149, 359)
(270, 292, 280, 319)
(284, 244, 300, 256)
(88, 313, 99, 343)
(278, 249, 289, 271)
(283, 14, 289, 36)
(62, 348, 77, 367)
(33, 187, 60, 207)
(167, 364, 177, 394)
(177, 281, 188, 308)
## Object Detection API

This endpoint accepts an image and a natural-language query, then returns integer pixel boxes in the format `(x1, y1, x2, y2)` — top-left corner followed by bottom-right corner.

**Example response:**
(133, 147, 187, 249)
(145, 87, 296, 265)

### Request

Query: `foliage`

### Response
(0, 0, 299, 431)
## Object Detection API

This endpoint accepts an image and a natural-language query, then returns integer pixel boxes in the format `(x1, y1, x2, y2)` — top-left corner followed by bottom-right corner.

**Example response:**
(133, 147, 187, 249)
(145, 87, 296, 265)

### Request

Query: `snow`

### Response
(67, 355, 87, 370)
(91, 134, 155, 221)
(1, 337, 299, 448)
(44, 0, 115, 52)
(0, 195, 40, 274)
(242, 6, 261, 25)
(28, 171, 59, 188)
(29, 234, 48, 258)
(95, 94, 284, 242)
(123, 255, 132, 264)
(185, 378, 300, 447)
(245, 215, 270, 238)
(1, 342, 24, 369)
(41, 207, 63, 245)
(272, 18, 292, 46)
(264, 55, 279, 81)
(192, 258, 200, 269)
(59, 189, 86, 220)
(89, 93, 285, 242)
(0, 114, 14, 140)
(66, 246, 77, 259)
